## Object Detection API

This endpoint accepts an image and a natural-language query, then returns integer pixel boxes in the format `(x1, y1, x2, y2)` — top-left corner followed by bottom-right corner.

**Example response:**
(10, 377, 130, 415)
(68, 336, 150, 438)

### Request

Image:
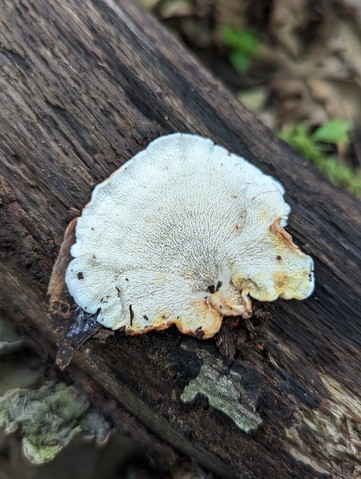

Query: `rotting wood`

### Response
(0, 1, 360, 478)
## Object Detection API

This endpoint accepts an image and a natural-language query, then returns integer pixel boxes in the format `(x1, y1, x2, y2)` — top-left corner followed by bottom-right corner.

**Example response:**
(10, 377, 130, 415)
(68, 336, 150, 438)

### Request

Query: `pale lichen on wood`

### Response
(0, 380, 110, 464)
(180, 348, 262, 433)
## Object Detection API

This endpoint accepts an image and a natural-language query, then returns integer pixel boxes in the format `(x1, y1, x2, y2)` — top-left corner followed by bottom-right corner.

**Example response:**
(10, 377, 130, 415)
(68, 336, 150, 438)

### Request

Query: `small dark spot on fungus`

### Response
(129, 304, 134, 326)
(77, 272, 84, 280)
(143, 315, 149, 321)
(207, 285, 215, 294)
(91, 227, 95, 231)
(92, 254, 96, 259)
(276, 255, 282, 261)
(116, 287, 121, 298)
(125, 278, 129, 282)
(216, 280, 223, 291)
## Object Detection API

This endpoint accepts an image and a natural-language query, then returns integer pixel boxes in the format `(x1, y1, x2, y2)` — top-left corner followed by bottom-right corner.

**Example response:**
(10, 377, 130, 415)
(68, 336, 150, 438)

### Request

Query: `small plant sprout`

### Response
(65, 133, 314, 339)
(220, 25, 260, 74)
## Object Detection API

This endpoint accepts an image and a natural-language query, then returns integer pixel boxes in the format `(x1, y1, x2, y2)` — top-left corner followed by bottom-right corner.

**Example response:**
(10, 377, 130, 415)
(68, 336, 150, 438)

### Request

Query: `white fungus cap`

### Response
(65, 133, 314, 339)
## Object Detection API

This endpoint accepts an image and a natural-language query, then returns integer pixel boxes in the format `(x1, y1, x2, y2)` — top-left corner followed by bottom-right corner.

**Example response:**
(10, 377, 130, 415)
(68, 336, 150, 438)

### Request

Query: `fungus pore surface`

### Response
(65, 133, 314, 339)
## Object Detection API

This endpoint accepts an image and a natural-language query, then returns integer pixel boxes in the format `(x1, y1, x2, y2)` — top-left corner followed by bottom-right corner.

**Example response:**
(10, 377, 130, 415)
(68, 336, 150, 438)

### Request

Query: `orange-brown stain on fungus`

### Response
(270, 217, 300, 251)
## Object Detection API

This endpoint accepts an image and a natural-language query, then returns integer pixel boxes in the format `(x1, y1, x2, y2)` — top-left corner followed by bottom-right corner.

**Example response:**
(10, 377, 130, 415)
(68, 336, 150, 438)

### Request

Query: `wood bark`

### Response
(0, 1, 360, 478)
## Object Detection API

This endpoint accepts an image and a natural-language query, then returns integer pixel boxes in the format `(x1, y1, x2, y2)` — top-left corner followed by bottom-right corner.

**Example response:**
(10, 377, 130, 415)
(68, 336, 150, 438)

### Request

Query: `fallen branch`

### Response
(0, 1, 360, 478)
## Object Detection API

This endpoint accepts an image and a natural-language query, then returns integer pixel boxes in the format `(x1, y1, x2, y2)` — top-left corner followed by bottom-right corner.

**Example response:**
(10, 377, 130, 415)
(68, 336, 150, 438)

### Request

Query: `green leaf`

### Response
(220, 26, 260, 57)
(229, 51, 251, 74)
(311, 119, 351, 144)
(278, 122, 361, 197)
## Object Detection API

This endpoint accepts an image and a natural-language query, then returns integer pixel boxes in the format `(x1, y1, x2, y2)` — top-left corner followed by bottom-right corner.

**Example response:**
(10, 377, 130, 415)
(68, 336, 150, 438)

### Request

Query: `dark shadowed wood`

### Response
(0, 1, 360, 478)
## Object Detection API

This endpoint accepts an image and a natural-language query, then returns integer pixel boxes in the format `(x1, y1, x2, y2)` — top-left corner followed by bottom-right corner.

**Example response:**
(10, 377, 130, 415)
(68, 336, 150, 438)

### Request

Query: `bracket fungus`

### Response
(65, 133, 314, 339)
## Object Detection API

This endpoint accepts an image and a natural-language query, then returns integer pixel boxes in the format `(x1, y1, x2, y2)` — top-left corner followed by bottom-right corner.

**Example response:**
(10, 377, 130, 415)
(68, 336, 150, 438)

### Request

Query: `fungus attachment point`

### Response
(65, 133, 315, 339)
(206, 281, 252, 319)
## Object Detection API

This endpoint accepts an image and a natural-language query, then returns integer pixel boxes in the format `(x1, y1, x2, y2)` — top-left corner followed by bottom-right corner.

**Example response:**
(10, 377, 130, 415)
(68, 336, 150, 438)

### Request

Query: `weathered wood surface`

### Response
(0, 1, 360, 478)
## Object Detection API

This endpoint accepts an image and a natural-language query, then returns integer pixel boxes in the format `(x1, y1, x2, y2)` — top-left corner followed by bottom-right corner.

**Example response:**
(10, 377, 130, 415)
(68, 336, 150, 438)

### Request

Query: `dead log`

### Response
(0, 1, 360, 478)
